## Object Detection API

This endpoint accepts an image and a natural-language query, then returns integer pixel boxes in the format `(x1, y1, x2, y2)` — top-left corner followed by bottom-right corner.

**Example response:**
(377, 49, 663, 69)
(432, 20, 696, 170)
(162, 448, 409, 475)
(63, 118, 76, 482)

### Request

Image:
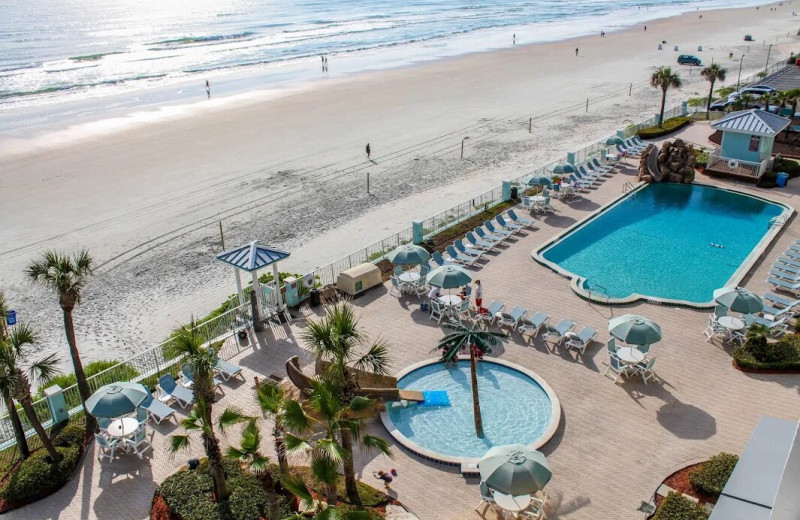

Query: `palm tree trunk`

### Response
(340, 427, 362, 506)
(5, 392, 29, 460)
(325, 483, 338, 505)
(470, 347, 484, 438)
(61, 307, 96, 432)
(706, 79, 715, 118)
(274, 426, 289, 475)
(19, 396, 60, 462)
(258, 469, 282, 520)
(204, 430, 230, 501)
(658, 87, 668, 128)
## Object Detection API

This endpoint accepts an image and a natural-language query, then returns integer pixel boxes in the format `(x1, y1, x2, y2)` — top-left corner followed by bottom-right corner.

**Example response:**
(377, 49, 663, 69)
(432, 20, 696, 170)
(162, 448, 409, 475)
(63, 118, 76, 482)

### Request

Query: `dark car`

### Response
(677, 54, 702, 66)
(709, 100, 733, 111)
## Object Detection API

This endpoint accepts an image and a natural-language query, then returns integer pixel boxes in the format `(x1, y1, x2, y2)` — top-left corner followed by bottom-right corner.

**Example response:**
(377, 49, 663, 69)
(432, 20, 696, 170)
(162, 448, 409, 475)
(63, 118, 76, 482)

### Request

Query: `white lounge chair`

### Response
(767, 277, 800, 295)
(507, 209, 536, 228)
(543, 319, 575, 347)
(478, 301, 505, 326)
(484, 221, 514, 239)
(565, 326, 597, 354)
(773, 262, 800, 276)
(215, 359, 245, 382)
(604, 354, 630, 382)
(446, 245, 480, 267)
(769, 268, 800, 282)
(498, 306, 528, 331)
(518, 312, 549, 338)
(140, 394, 176, 425)
(744, 314, 788, 337)
(454, 239, 484, 259)
(466, 231, 497, 251)
(157, 374, 194, 409)
(476, 226, 506, 243)
(495, 215, 523, 233)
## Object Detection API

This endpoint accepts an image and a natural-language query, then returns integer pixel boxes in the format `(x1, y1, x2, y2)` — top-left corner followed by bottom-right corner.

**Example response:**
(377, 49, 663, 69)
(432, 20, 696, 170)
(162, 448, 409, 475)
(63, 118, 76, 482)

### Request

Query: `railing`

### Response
(707, 150, 765, 178)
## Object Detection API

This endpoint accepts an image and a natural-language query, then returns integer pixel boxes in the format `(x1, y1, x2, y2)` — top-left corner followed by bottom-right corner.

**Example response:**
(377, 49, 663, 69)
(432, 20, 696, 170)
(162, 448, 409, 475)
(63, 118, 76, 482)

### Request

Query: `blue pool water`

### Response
(387, 360, 553, 459)
(540, 183, 784, 304)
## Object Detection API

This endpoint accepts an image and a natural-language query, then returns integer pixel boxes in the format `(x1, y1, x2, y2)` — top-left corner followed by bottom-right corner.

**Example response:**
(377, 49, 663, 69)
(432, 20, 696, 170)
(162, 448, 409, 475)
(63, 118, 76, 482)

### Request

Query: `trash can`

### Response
(5, 310, 15, 326)
(309, 288, 321, 307)
(510, 186, 519, 200)
(776, 172, 789, 187)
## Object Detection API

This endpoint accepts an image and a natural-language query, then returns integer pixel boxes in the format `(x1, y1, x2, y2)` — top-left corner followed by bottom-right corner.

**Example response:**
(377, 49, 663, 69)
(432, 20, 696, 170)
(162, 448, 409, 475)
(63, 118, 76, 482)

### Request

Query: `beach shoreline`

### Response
(1, 1, 798, 367)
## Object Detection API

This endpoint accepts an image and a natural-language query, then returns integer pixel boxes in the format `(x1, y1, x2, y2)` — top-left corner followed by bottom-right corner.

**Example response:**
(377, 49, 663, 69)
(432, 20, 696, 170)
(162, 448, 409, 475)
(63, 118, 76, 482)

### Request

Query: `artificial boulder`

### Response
(637, 139, 696, 184)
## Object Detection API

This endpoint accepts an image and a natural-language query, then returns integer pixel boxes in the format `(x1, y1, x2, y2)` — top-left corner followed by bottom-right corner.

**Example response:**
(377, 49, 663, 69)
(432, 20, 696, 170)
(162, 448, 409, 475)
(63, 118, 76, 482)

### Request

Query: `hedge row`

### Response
(637, 116, 692, 139)
(689, 453, 738, 495)
(733, 333, 800, 370)
(653, 492, 709, 520)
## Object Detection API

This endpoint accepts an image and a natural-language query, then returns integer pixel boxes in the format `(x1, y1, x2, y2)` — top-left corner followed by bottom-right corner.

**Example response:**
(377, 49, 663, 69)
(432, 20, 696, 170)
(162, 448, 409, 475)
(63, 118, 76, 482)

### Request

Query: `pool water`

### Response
(540, 183, 784, 304)
(387, 361, 553, 459)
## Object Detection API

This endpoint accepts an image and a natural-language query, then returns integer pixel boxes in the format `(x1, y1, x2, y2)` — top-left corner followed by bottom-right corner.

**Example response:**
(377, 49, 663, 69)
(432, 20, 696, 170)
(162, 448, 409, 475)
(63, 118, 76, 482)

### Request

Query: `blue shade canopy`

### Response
(387, 244, 431, 266)
(713, 286, 763, 314)
(426, 265, 472, 289)
(608, 314, 662, 345)
(528, 175, 552, 186)
(547, 163, 576, 174)
(216, 241, 291, 272)
(602, 136, 625, 145)
(479, 444, 552, 495)
(86, 382, 149, 418)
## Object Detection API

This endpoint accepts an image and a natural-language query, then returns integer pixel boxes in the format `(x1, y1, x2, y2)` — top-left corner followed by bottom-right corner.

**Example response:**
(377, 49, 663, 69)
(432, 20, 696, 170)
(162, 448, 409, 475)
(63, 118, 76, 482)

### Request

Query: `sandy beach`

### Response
(1, 2, 798, 365)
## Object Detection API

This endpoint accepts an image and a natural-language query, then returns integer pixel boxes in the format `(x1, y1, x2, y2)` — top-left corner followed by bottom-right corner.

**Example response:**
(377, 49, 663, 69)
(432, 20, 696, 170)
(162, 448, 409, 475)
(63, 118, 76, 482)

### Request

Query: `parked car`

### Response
(728, 92, 741, 102)
(709, 100, 733, 111)
(742, 85, 777, 97)
(677, 54, 702, 66)
(744, 35, 754, 41)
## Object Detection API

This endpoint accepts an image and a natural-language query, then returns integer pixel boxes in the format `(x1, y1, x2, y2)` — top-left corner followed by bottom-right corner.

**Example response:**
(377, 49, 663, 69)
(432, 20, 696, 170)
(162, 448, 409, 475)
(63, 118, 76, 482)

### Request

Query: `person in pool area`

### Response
(474, 279, 483, 312)
(373, 469, 398, 488)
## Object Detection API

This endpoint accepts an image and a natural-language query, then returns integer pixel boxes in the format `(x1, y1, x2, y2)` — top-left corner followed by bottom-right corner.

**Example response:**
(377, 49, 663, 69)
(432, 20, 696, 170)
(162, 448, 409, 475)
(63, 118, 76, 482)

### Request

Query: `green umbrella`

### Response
(547, 163, 575, 174)
(386, 244, 431, 266)
(713, 286, 763, 314)
(608, 314, 662, 345)
(86, 382, 149, 418)
(479, 444, 552, 495)
(527, 175, 552, 186)
(426, 265, 472, 289)
(602, 136, 625, 146)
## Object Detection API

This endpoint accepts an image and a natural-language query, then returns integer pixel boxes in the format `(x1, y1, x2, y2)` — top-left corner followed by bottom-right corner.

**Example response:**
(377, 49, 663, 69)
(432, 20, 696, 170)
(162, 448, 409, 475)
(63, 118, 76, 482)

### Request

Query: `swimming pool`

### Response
(380, 359, 560, 467)
(535, 183, 790, 306)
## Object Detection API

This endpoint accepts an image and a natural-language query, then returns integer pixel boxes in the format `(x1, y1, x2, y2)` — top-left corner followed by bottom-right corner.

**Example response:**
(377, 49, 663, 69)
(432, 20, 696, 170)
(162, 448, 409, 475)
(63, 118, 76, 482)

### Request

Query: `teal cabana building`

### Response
(707, 109, 791, 179)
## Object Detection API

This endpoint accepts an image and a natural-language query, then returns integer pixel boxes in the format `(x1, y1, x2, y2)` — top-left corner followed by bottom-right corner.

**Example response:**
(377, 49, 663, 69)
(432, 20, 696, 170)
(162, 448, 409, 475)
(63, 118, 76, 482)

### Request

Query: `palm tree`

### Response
(301, 303, 390, 504)
(282, 473, 373, 520)
(650, 67, 682, 128)
(733, 92, 755, 111)
(0, 290, 8, 341)
(26, 250, 95, 431)
(0, 291, 29, 459)
(435, 319, 506, 438)
(167, 323, 239, 501)
(226, 419, 282, 520)
(701, 64, 726, 117)
(255, 377, 296, 476)
(0, 324, 61, 462)
(285, 378, 391, 506)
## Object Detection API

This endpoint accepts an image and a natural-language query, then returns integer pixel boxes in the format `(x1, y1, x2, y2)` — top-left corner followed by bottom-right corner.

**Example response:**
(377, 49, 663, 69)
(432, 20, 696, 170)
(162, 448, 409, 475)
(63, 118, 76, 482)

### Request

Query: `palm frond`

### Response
(217, 407, 249, 433)
(360, 434, 392, 456)
(348, 395, 373, 414)
(310, 455, 339, 486)
(6, 324, 39, 355)
(255, 381, 285, 415)
(281, 474, 315, 510)
(284, 433, 312, 454)
(282, 399, 312, 432)
(316, 438, 347, 464)
(169, 434, 191, 455)
(27, 354, 61, 385)
(354, 340, 390, 376)
(226, 446, 248, 460)
(239, 419, 261, 453)
(247, 454, 271, 473)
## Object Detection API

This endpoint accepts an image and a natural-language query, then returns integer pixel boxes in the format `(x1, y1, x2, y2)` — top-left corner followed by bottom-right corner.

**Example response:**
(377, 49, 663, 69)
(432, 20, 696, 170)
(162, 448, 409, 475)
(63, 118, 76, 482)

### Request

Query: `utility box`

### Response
(284, 276, 301, 307)
(336, 263, 382, 296)
(44, 386, 68, 425)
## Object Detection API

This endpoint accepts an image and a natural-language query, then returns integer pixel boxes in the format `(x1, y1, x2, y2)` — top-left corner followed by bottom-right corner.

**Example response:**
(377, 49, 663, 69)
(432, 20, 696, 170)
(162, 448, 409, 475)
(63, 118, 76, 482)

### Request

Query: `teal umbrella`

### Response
(479, 444, 552, 495)
(602, 136, 625, 146)
(608, 314, 662, 345)
(547, 163, 575, 174)
(426, 265, 472, 289)
(386, 244, 431, 266)
(527, 175, 552, 186)
(86, 382, 149, 418)
(713, 286, 763, 314)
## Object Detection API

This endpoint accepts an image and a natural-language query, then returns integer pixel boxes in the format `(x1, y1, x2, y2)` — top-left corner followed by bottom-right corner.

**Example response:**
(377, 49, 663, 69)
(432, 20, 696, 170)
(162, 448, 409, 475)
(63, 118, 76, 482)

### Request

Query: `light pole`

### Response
(461, 136, 470, 159)
(736, 55, 744, 91)
(765, 44, 773, 76)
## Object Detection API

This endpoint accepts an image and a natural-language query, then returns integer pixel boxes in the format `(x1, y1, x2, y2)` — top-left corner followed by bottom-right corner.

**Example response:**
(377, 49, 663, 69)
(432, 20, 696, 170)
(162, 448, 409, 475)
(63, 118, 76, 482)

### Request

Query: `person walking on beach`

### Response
(644, 25, 647, 31)
(366, 143, 371, 159)
(513, 33, 516, 45)
(575, 47, 579, 56)
(206, 80, 210, 99)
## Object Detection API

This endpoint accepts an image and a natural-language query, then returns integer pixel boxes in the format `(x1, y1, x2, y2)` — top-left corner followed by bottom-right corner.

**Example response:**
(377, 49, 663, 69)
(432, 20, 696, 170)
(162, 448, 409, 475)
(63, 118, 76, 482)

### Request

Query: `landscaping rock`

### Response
(638, 139, 696, 184)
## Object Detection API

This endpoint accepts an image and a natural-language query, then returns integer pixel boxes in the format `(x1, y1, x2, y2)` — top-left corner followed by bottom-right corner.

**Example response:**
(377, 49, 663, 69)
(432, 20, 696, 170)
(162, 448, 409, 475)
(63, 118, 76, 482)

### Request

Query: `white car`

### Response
(741, 85, 777, 97)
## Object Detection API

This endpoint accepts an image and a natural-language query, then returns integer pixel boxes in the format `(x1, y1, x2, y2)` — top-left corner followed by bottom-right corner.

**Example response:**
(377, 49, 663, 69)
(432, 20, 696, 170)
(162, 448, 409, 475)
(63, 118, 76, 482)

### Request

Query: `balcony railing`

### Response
(707, 150, 769, 178)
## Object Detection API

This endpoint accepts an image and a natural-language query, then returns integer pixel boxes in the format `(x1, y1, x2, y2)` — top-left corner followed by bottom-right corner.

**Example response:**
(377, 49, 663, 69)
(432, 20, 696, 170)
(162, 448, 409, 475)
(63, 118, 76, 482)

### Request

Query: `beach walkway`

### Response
(9, 126, 800, 519)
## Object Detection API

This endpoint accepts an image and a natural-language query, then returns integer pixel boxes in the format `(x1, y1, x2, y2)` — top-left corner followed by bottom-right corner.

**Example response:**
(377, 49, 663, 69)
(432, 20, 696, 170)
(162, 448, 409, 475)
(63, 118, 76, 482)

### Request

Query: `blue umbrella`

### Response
(601, 136, 625, 146)
(713, 287, 763, 314)
(527, 175, 552, 186)
(426, 265, 472, 289)
(386, 244, 431, 266)
(86, 382, 149, 418)
(479, 444, 552, 495)
(608, 314, 662, 345)
(547, 162, 576, 174)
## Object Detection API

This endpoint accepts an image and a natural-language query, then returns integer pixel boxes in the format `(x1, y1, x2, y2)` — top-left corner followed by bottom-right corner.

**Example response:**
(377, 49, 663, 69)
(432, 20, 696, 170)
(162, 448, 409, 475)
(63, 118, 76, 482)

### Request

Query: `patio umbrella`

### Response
(713, 286, 763, 314)
(386, 244, 431, 266)
(546, 163, 575, 175)
(86, 382, 149, 418)
(479, 444, 552, 495)
(426, 265, 472, 289)
(608, 314, 662, 346)
(601, 136, 625, 146)
(527, 175, 552, 186)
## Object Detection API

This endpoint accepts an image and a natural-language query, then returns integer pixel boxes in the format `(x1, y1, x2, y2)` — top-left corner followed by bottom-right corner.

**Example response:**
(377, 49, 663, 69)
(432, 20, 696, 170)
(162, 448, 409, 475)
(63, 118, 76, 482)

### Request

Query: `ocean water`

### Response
(0, 0, 767, 126)
(541, 183, 784, 304)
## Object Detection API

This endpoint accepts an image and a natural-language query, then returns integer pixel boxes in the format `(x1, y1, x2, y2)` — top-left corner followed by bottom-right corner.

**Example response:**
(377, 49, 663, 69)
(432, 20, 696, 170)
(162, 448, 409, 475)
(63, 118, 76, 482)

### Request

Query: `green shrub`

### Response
(694, 150, 709, 168)
(716, 86, 736, 98)
(0, 446, 80, 502)
(687, 97, 706, 108)
(776, 158, 800, 179)
(746, 333, 800, 364)
(732, 344, 800, 370)
(637, 116, 692, 139)
(689, 453, 739, 495)
(52, 424, 85, 448)
(38, 360, 140, 401)
(159, 459, 274, 520)
(653, 492, 709, 520)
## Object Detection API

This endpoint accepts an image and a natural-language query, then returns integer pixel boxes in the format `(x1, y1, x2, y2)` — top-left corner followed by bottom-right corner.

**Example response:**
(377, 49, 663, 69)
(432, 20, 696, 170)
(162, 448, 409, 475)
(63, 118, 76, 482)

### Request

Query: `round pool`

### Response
(381, 358, 560, 465)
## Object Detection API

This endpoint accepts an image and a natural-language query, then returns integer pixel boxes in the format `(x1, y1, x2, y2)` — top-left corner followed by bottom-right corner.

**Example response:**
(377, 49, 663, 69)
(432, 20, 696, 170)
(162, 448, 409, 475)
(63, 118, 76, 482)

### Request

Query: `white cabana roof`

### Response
(711, 109, 791, 137)
(216, 241, 290, 272)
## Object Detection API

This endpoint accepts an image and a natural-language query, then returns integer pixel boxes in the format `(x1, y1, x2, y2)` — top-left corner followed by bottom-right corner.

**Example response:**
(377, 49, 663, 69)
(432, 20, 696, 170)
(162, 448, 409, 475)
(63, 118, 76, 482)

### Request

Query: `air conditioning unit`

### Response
(303, 273, 316, 288)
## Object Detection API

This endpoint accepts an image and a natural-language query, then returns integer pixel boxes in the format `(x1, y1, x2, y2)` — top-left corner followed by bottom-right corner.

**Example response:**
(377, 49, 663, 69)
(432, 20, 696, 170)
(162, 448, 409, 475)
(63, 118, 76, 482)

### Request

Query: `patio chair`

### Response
(429, 300, 445, 324)
(389, 276, 403, 297)
(136, 407, 148, 425)
(456, 299, 471, 321)
(767, 277, 800, 296)
(484, 221, 514, 239)
(140, 393, 177, 424)
(474, 481, 497, 513)
(607, 338, 618, 354)
(419, 264, 431, 277)
(157, 374, 195, 409)
(565, 326, 597, 354)
(478, 301, 505, 326)
(495, 214, 523, 233)
(96, 434, 119, 463)
(466, 231, 497, 251)
(518, 312, 549, 338)
(773, 262, 800, 276)
(703, 315, 726, 342)
(714, 305, 728, 319)
(638, 344, 651, 355)
(432, 251, 454, 267)
(475, 226, 506, 243)
(498, 306, 528, 331)
(410, 276, 427, 298)
(455, 239, 484, 259)
(744, 314, 788, 337)
(215, 358, 245, 381)
(519, 492, 547, 520)
(181, 364, 223, 393)
(543, 319, 575, 348)
(125, 425, 152, 459)
(445, 245, 480, 267)
(393, 265, 404, 276)
(603, 354, 630, 383)
(98, 417, 112, 433)
(508, 209, 536, 228)
(635, 358, 657, 385)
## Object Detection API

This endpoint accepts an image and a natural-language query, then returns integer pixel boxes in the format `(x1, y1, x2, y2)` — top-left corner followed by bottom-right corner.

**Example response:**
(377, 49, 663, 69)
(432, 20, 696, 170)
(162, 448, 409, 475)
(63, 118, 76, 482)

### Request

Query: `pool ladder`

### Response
(769, 215, 788, 228)
(622, 181, 636, 199)
(588, 283, 610, 302)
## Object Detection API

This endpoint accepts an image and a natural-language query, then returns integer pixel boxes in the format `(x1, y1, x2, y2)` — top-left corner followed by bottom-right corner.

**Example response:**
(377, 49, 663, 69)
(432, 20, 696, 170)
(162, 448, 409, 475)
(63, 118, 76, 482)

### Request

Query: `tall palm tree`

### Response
(435, 320, 506, 438)
(701, 64, 727, 117)
(0, 290, 8, 341)
(0, 324, 61, 462)
(301, 303, 390, 504)
(282, 473, 373, 520)
(167, 323, 239, 501)
(285, 378, 391, 506)
(650, 67, 682, 128)
(0, 291, 29, 459)
(26, 250, 95, 431)
(226, 419, 282, 520)
(733, 92, 755, 111)
(255, 377, 298, 476)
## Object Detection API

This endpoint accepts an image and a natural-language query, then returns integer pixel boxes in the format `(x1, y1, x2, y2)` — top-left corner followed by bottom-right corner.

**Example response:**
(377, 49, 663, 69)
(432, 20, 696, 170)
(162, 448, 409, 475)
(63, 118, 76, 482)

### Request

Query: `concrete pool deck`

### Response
(9, 122, 800, 520)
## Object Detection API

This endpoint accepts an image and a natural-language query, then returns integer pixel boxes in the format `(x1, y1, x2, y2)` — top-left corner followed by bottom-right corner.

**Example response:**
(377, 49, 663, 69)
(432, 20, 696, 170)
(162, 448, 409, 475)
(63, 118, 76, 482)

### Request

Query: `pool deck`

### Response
(9, 121, 800, 520)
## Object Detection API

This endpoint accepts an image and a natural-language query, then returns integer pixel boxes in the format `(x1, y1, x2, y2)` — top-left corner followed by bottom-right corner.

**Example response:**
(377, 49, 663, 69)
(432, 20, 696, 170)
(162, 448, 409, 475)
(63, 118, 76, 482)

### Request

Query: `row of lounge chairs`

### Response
(768, 241, 800, 297)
